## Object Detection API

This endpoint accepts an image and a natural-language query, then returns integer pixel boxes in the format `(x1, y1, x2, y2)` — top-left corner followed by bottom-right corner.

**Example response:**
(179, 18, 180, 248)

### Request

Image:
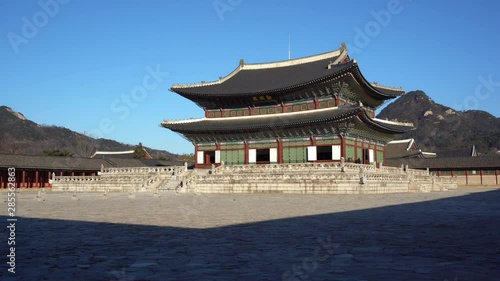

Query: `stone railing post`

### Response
(359, 166, 365, 184)
(340, 157, 345, 173)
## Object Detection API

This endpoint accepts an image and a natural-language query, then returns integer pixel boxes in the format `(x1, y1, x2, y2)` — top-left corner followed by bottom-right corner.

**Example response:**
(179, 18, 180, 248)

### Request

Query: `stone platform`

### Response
(50, 162, 457, 194)
(0, 188, 499, 280)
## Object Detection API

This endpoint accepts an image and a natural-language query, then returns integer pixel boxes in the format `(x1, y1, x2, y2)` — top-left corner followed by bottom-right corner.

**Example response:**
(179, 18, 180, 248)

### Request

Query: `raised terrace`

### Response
(50, 162, 457, 194)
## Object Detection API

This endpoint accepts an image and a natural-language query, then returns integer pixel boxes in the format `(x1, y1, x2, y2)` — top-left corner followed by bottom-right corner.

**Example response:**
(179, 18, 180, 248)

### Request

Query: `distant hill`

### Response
(0, 105, 180, 160)
(377, 91, 500, 154)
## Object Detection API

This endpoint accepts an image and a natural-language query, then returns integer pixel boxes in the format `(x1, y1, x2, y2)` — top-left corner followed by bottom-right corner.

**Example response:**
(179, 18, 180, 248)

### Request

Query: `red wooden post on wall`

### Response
(22, 170, 26, 188)
(340, 135, 346, 160)
(244, 141, 249, 164)
(35, 170, 39, 188)
(277, 138, 283, 164)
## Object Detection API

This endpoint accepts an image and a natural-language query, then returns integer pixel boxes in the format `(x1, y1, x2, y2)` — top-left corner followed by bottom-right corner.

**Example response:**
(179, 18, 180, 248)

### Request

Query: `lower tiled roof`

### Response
(162, 105, 413, 134)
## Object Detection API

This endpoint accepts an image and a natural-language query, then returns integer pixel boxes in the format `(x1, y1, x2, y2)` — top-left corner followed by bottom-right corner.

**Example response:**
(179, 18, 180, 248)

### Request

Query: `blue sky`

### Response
(1, 0, 499, 154)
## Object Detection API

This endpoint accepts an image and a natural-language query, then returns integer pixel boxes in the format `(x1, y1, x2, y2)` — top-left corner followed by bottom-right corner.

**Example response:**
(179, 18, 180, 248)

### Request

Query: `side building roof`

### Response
(0, 154, 182, 170)
(385, 155, 500, 170)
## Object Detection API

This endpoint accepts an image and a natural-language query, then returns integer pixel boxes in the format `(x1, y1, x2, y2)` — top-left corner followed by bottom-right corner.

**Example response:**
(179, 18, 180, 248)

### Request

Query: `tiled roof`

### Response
(0, 154, 183, 170)
(91, 149, 152, 160)
(170, 45, 404, 100)
(0, 154, 108, 170)
(437, 146, 477, 158)
(162, 105, 414, 134)
(172, 58, 351, 96)
(385, 155, 500, 170)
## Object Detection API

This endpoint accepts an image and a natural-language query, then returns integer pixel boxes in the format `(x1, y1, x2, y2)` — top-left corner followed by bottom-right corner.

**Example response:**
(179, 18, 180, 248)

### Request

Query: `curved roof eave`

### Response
(350, 63, 405, 99)
(361, 113, 415, 134)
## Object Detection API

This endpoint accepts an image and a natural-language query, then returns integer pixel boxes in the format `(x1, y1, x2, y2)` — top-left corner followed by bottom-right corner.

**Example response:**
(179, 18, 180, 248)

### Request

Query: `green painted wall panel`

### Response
(377, 150, 384, 164)
(346, 146, 355, 161)
(283, 147, 306, 163)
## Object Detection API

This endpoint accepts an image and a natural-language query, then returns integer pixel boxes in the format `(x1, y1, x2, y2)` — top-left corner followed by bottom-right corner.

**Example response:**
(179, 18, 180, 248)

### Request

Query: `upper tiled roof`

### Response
(170, 43, 404, 99)
(162, 105, 414, 134)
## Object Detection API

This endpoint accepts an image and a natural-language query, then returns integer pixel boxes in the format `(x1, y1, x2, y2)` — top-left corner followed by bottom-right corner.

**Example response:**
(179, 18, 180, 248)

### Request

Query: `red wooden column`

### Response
(480, 169, 483, 185)
(194, 144, 199, 168)
(340, 135, 346, 159)
(244, 141, 249, 164)
(362, 139, 366, 164)
(354, 138, 358, 162)
(277, 138, 283, 164)
(465, 170, 469, 186)
(21, 170, 26, 188)
(314, 98, 319, 109)
(496, 170, 498, 185)
(35, 170, 39, 188)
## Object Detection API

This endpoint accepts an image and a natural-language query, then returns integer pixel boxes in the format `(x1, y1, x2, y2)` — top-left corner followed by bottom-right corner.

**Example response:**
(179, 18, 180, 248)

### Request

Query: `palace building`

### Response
(162, 43, 414, 168)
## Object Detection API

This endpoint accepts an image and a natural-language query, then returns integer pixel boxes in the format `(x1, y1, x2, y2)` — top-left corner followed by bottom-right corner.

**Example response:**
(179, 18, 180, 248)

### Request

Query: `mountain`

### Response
(377, 90, 500, 154)
(0, 106, 179, 159)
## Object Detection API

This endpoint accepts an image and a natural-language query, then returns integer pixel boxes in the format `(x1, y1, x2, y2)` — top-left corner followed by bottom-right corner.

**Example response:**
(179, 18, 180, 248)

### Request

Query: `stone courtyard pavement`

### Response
(1, 188, 499, 281)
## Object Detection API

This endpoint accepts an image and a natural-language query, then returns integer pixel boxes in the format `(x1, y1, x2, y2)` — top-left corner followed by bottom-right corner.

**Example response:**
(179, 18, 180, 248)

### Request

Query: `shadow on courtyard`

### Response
(1, 189, 499, 281)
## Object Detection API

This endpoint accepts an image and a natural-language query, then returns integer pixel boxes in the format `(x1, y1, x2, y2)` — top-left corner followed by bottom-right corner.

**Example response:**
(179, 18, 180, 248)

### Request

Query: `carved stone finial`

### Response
(359, 166, 365, 184)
